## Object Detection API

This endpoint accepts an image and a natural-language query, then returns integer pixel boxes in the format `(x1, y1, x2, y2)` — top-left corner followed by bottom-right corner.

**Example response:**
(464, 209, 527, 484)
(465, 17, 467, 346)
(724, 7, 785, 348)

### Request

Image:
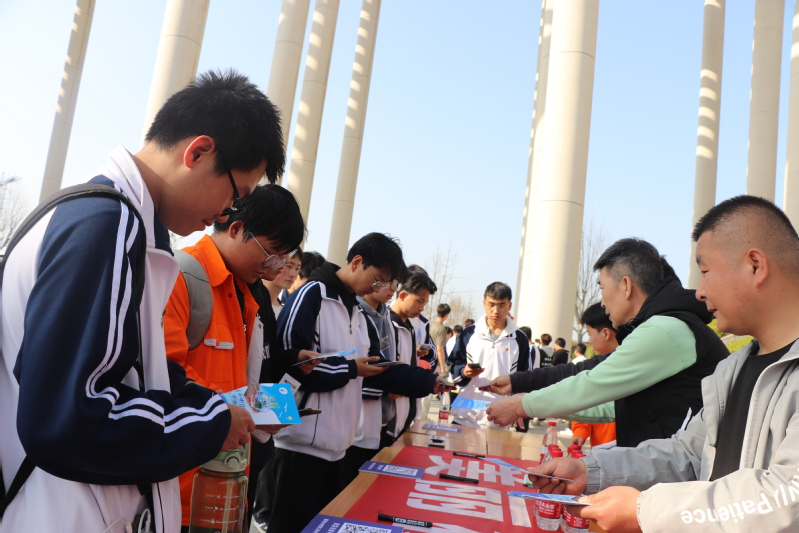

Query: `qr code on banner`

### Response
(382, 465, 417, 476)
(336, 522, 393, 533)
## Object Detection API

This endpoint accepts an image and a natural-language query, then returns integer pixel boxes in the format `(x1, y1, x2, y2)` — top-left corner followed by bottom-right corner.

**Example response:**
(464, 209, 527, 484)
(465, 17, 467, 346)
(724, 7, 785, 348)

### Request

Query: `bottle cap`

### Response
(201, 445, 249, 473)
(547, 421, 557, 427)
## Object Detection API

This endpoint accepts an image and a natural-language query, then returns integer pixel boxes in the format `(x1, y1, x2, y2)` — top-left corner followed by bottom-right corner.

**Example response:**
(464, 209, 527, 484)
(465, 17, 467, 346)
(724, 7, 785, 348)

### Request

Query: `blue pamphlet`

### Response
(300, 514, 403, 533)
(422, 423, 462, 433)
(359, 461, 424, 479)
(451, 397, 493, 410)
(507, 491, 591, 506)
(221, 383, 300, 425)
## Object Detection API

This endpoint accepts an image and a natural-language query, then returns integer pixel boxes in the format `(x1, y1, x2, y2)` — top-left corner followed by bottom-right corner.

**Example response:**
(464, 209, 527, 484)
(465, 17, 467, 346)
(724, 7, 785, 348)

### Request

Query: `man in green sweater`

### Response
(486, 238, 728, 447)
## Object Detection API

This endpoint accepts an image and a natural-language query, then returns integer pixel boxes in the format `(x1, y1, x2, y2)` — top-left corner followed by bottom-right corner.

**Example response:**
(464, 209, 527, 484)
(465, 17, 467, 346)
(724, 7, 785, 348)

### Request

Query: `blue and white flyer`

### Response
(359, 461, 425, 479)
(221, 383, 300, 425)
(451, 397, 493, 410)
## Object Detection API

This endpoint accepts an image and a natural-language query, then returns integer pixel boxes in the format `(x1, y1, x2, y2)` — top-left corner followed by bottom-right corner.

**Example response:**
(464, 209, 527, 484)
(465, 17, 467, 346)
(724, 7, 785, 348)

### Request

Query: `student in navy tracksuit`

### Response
(0, 70, 283, 533)
(265, 234, 451, 533)
(448, 282, 531, 429)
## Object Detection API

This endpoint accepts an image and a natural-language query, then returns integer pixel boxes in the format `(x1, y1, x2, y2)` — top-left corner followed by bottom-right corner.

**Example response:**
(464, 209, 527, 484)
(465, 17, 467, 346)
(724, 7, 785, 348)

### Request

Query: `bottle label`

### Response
(534, 500, 562, 519)
(563, 507, 590, 527)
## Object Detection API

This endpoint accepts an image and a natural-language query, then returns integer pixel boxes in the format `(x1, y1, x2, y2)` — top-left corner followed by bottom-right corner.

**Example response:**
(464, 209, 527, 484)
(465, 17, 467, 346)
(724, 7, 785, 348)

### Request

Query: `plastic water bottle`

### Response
(438, 392, 451, 425)
(562, 506, 590, 533)
(539, 420, 559, 463)
(534, 445, 564, 531)
(189, 446, 249, 533)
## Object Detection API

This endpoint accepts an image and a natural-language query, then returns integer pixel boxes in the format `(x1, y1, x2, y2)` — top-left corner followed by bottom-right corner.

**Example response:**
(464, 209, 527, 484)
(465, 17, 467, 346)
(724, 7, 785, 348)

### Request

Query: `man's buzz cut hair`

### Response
(692, 195, 799, 279)
(145, 69, 286, 183)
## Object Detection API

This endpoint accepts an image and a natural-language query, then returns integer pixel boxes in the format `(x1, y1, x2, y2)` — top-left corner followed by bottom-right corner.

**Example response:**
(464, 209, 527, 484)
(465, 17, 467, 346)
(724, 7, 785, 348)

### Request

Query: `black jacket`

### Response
(611, 277, 729, 447)
(510, 353, 611, 393)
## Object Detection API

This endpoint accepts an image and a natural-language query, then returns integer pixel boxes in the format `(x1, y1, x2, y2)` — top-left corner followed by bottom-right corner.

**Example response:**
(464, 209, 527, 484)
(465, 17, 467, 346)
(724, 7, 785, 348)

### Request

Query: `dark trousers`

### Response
(250, 437, 276, 525)
(339, 445, 379, 489)
(265, 448, 349, 533)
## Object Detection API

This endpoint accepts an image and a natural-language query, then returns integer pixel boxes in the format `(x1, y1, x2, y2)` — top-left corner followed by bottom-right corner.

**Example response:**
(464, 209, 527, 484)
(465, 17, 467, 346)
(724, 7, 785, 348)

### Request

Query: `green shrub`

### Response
(725, 336, 753, 354)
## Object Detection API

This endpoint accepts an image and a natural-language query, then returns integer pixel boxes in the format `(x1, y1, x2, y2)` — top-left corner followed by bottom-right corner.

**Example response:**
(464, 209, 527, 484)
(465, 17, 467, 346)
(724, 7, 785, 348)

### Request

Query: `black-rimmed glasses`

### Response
(249, 232, 297, 270)
(219, 152, 245, 217)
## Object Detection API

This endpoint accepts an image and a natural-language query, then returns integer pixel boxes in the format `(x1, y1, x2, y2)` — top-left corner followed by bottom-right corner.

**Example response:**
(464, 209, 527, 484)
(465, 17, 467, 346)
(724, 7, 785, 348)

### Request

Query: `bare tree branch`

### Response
(574, 216, 608, 341)
(422, 244, 476, 325)
(0, 179, 33, 255)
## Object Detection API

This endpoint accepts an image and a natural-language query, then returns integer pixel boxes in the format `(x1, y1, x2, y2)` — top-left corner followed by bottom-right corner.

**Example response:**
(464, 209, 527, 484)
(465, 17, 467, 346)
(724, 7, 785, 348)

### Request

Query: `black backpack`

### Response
(0, 181, 145, 519)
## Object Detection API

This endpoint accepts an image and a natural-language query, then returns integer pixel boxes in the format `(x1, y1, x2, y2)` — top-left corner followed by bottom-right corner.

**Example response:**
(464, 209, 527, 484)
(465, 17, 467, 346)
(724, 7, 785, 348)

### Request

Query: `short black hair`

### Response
(594, 238, 664, 295)
(445, 326, 453, 335)
(214, 185, 305, 251)
(580, 302, 615, 331)
(575, 343, 587, 355)
(519, 326, 532, 339)
(464, 318, 475, 326)
(401, 272, 437, 296)
(453, 325, 464, 335)
(692, 195, 799, 242)
(145, 69, 285, 182)
(484, 282, 512, 301)
(555, 337, 566, 348)
(299, 251, 326, 279)
(437, 303, 451, 318)
(407, 264, 428, 276)
(347, 233, 408, 283)
(540, 333, 551, 345)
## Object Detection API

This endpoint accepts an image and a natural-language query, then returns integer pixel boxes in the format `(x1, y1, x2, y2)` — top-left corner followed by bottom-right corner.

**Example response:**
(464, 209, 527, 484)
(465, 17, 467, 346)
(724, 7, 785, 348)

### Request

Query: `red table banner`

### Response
(344, 445, 569, 533)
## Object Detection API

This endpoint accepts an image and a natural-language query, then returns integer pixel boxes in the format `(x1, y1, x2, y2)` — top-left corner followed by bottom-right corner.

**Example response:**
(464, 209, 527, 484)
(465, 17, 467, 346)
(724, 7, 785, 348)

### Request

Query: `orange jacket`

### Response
(571, 421, 616, 447)
(164, 235, 259, 525)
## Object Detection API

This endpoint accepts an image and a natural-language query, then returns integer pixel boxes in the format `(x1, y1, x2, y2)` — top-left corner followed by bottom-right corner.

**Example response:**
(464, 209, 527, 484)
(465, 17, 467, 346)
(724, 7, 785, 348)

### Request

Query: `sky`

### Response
(0, 0, 796, 321)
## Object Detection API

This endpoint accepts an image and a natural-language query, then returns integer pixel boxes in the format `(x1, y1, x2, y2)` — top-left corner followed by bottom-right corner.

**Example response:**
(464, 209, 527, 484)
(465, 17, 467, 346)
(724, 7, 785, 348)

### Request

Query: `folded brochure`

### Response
(508, 491, 591, 506)
(359, 460, 424, 479)
(221, 384, 300, 425)
(300, 514, 402, 533)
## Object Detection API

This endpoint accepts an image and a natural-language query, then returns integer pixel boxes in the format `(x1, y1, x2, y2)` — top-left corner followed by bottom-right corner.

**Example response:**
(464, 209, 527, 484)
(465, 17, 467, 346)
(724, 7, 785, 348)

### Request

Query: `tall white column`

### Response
(267, 0, 312, 184)
(688, 0, 726, 289)
(286, 0, 341, 224)
(747, 0, 785, 200)
(516, 0, 553, 325)
(141, 0, 209, 141)
(784, 0, 799, 225)
(526, 0, 599, 342)
(40, 0, 95, 201)
(327, 0, 381, 265)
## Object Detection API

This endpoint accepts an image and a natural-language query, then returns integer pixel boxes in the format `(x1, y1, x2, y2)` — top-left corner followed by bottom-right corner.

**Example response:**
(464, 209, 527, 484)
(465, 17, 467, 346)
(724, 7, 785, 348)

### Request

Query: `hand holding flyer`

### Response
(221, 383, 301, 425)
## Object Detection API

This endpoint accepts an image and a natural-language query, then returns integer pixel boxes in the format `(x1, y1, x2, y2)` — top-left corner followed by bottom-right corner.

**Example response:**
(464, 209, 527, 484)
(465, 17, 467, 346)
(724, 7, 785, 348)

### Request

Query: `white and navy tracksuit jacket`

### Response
(448, 315, 531, 428)
(273, 268, 437, 460)
(382, 311, 418, 439)
(0, 146, 230, 533)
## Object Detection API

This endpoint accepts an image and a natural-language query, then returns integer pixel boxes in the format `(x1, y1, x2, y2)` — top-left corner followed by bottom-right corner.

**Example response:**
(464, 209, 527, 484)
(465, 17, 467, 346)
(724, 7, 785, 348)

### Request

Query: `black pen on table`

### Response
(378, 513, 433, 528)
(439, 472, 479, 484)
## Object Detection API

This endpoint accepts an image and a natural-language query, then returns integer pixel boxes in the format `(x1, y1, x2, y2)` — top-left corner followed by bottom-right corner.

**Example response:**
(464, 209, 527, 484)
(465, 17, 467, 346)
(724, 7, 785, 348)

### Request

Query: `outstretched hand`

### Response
(485, 394, 527, 427)
(570, 486, 642, 533)
(480, 374, 513, 395)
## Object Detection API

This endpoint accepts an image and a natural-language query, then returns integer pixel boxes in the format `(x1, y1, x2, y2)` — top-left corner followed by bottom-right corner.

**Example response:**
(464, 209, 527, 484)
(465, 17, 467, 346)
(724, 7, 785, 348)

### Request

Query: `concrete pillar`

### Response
(687, 0, 726, 289)
(327, 0, 381, 265)
(516, 0, 553, 324)
(784, 0, 799, 225)
(523, 0, 599, 343)
(285, 0, 341, 224)
(747, 0, 785, 200)
(40, 0, 95, 201)
(267, 0, 312, 184)
(141, 0, 209, 141)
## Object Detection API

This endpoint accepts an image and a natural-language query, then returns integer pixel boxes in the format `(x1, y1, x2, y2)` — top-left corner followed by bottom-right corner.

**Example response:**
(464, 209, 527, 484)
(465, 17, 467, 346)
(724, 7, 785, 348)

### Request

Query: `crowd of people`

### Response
(2, 68, 799, 533)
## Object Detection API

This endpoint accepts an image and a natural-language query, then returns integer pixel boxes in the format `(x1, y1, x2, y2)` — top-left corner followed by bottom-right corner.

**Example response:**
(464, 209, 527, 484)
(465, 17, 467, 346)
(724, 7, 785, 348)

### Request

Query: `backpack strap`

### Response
(174, 250, 213, 351)
(0, 181, 147, 519)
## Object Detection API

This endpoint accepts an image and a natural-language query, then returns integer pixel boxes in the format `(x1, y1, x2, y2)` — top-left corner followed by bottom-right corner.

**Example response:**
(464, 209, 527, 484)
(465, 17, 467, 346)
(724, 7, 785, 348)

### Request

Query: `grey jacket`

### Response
(584, 340, 799, 531)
